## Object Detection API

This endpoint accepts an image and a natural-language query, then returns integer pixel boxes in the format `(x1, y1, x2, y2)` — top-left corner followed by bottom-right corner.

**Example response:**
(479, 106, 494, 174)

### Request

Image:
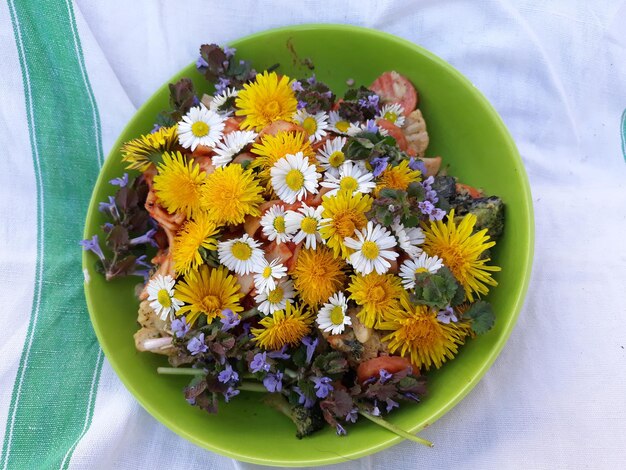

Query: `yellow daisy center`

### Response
(285, 169, 305, 191)
(328, 151, 345, 167)
(361, 241, 380, 260)
(339, 176, 358, 192)
(262, 266, 273, 278)
(335, 121, 350, 132)
(264, 100, 280, 116)
(231, 241, 252, 261)
(302, 116, 318, 135)
(415, 267, 428, 274)
(301, 216, 318, 234)
(384, 111, 398, 123)
(330, 305, 345, 325)
(157, 289, 172, 308)
(200, 294, 221, 315)
(273, 215, 286, 233)
(267, 287, 284, 304)
(191, 121, 209, 137)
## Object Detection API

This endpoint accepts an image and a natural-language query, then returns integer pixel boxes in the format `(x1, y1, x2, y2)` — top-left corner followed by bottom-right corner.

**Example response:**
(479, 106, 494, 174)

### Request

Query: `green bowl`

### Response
(83, 24, 533, 467)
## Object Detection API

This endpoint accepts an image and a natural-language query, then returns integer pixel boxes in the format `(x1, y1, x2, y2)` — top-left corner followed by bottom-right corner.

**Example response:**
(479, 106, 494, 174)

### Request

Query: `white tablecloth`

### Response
(1, 1, 625, 468)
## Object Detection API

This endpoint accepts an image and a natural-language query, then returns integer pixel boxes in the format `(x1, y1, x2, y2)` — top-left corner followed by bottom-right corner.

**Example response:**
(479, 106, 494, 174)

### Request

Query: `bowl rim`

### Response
(83, 23, 535, 466)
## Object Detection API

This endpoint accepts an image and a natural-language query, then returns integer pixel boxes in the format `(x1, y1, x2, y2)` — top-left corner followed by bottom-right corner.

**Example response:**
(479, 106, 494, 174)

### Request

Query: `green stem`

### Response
(358, 411, 434, 448)
(156, 367, 205, 376)
(240, 308, 260, 320)
(239, 381, 267, 392)
(283, 368, 298, 379)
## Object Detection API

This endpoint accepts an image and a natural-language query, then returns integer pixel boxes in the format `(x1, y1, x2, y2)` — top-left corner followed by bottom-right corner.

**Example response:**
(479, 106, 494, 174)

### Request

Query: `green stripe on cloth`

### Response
(1, 0, 105, 468)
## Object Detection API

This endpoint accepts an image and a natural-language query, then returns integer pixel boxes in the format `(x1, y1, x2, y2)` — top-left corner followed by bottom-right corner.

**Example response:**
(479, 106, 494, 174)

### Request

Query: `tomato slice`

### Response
(369, 71, 418, 115)
(356, 355, 415, 383)
(376, 118, 408, 151)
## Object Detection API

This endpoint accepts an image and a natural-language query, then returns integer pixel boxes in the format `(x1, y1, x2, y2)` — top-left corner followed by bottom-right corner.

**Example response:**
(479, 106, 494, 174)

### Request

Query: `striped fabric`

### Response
(0, 1, 625, 469)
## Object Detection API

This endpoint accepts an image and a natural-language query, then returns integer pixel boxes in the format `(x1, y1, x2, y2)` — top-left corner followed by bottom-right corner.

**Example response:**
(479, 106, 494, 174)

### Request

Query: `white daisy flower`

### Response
(212, 130, 258, 167)
(320, 161, 376, 197)
(344, 221, 399, 275)
(146, 274, 184, 321)
(270, 152, 320, 204)
(317, 136, 347, 177)
(376, 103, 406, 127)
(392, 221, 425, 259)
(217, 234, 265, 275)
(284, 203, 324, 249)
(346, 121, 389, 137)
(294, 109, 329, 142)
(260, 204, 291, 244)
(253, 258, 288, 294)
(209, 87, 239, 115)
(328, 110, 352, 135)
(177, 104, 226, 151)
(399, 252, 444, 289)
(255, 279, 295, 315)
(316, 292, 352, 335)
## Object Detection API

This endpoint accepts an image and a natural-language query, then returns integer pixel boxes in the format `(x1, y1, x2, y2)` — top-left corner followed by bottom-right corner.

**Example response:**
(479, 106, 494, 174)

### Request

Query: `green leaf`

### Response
(412, 266, 462, 309)
(464, 301, 496, 335)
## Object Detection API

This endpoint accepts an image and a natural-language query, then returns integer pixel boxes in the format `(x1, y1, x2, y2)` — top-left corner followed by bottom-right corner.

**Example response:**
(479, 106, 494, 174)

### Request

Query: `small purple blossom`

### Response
(102, 222, 114, 233)
(186, 397, 196, 405)
(370, 157, 389, 177)
(371, 401, 381, 417)
(263, 371, 283, 392)
(336, 423, 347, 436)
(224, 386, 240, 403)
(241, 322, 251, 335)
(306, 74, 317, 85)
(187, 333, 208, 356)
(364, 119, 379, 133)
(191, 95, 200, 106)
(98, 196, 119, 220)
(437, 306, 458, 324)
(359, 95, 380, 110)
(431, 208, 446, 220)
(218, 363, 239, 384)
(297, 100, 307, 110)
(363, 375, 378, 386)
(220, 308, 240, 331)
(151, 123, 162, 134)
(215, 76, 231, 94)
(109, 173, 129, 187)
(379, 369, 392, 384)
(293, 386, 315, 408)
(250, 352, 270, 373)
(418, 200, 435, 216)
(322, 90, 333, 99)
(135, 254, 152, 269)
(312, 376, 333, 399)
(346, 407, 358, 423)
(196, 55, 209, 69)
(302, 336, 318, 364)
(80, 235, 105, 262)
(404, 392, 421, 402)
(170, 317, 190, 338)
(291, 80, 304, 92)
(386, 399, 400, 413)
(129, 228, 158, 247)
(409, 157, 427, 174)
(268, 345, 290, 360)
(224, 46, 236, 58)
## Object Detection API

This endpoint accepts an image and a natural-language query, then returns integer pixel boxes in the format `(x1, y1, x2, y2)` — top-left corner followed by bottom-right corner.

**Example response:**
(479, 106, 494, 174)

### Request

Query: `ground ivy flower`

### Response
(344, 221, 399, 275)
(187, 333, 208, 355)
(253, 257, 288, 294)
(312, 376, 333, 398)
(284, 203, 324, 249)
(316, 292, 351, 335)
(270, 152, 320, 204)
(80, 235, 105, 262)
(146, 274, 184, 320)
(129, 228, 158, 248)
(377, 103, 406, 127)
(218, 363, 239, 384)
(294, 109, 329, 142)
(268, 345, 291, 360)
(385, 398, 400, 413)
(109, 173, 129, 187)
(218, 234, 265, 275)
(220, 308, 241, 331)
(178, 104, 226, 151)
(224, 386, 240, 402)
(170, 317, 190, 338)
(379, 369, 392, 384)
(250, 351, 271, 373)
(294, 385, 315, 408)
(317, 136, 347, 176)
(98, 196, 119, 220)
(346, 407, 358, 423)
(437, 306, 458, 324)
(212, 130, 257, 167)
(263, 371, 283, 392)
(369, 157, 388, 177)
(320, 161, 376, 197)
(336, 424, 347, 436)
(399, 252, 444, 290)
(260, 204, 291, 244)
(301, 336, 319, 364)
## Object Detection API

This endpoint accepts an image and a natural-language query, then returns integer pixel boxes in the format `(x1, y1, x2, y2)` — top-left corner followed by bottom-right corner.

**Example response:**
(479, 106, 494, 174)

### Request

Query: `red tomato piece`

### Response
(356, 355, 415, 384)
(369, 71, 418, 115)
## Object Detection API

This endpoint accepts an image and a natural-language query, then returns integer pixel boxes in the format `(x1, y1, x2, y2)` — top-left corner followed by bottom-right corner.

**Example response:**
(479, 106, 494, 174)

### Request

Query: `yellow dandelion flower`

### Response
(347, 273, 407, 328)
(375, 160, 422, 195)
(153, 151, 206, 219)
(378, 296, 471, 370)
(250, 131, 315, 190)
(121, 126, 178, 172)
(292, 246, 347, 307)
(175, 265, 243, 325)
(422, 209, 501, 301)
(251, 302, 314, 350)
(320, 191, 373, 259)
(202, 164, 264, 225)
(235, 71, 298, 131)
(172, 212, 219, 275)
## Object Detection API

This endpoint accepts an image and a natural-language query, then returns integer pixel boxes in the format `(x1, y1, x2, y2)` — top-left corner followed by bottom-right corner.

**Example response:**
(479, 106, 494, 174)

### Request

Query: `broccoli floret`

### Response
(264, 394, 324, 439)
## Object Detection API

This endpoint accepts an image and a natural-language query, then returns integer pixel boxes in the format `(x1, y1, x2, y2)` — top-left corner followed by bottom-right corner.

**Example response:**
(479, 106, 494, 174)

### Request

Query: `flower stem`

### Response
(358, 411, 434, 448)
(239, 381, 267, 392)
(157, 367, 205, 376)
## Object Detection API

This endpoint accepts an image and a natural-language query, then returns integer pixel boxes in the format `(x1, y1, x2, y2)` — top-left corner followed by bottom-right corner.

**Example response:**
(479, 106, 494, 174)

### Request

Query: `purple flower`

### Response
(220, 308, 240, 331)
(131, 267, 151, 282)
(301, 336, 318, 364)
(196, 55, 208, 69)
(250, 352, 270, 373)
(336, 423, 347, 436)
(370, 157, 388, 177)
(150, 123, 161, 134)
(291, 80, 304, 92)
(215, 76, 231, 94)
(224, 386, 240, 403)
(186, 397, 196, 405)
(98, 196, 119, 220)
(297, 100, 307, 110)
(431, 208, 446, 221)
(404, 392, 421, 402)
(293, 386, 315, 408)
(379, 369, 392, 384)
(170, 317, 190, 338)
(268, 345, 290, 360)
(306, 74, 317, 85)
(109, 173, 129, 187)
(135, 254, 152, 269)
(241, 322, 251, 335)
(371, 401, 381, 417)
(263, 371, 283, 392)
(312, 376, 333, 399)
(224, 46, 236, 58)
(187, 334, 208, 356)
(386, 399, 399, 413)
(79, 235, 105, 262)
(364, 119, 379, 133)
(346, 407, 358, 423)
(191, 95, 200, 106)
(218, 363, 239, 384)
(418, 200, 435, 216)
(102, 222, 114, 233)
(409, 157, 426, 174)
(437, 306, 458, 324)
(368, 94, 380, 109)
(322, 90, 333, 99)
(129, 228, 158, 247)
